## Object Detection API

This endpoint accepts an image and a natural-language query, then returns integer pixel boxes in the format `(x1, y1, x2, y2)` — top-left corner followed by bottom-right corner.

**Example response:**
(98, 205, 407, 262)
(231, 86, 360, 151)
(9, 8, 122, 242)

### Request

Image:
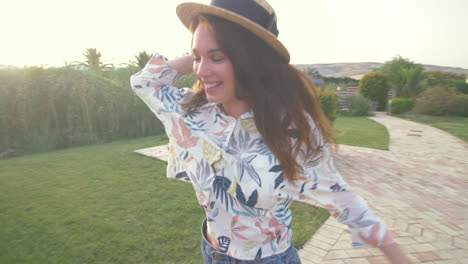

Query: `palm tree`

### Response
(401, 65, 425, 97)
(379, 56, 425, 98)
(80, 48, 113, 71)
(131, 51, 154, 69)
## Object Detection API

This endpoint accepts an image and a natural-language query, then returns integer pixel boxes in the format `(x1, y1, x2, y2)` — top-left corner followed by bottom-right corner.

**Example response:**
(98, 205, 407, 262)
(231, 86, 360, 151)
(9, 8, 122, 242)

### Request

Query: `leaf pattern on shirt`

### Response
(148, 55, 167, 65)
(235, 183, 258, 208)
(213, 175, 234, 211)
(203, 141, 223, 165)
(183, 109, 201, 119)
(156, 85, 183, 113)
(269, 164, 285, 189)
(230, 215, 249, 240)
(255, 248, 262, 260)
(236, 155, 262, 187)
(274, 195, 293, 220)
(232, 204, 269, 219)
(330, 183, 346, 192)
(300, 149, 322, 169)
(345, 209, 377, 228)
(183, 119, 208, 131)
(189, 160, 214, 208)
(172, 117, 199, 149)
(255, 216, 287, 246)
(240, 118, 258, 134)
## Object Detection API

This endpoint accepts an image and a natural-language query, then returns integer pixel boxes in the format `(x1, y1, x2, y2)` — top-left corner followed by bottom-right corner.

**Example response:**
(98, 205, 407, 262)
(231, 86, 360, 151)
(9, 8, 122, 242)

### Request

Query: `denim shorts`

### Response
(201, 219, 302, 264)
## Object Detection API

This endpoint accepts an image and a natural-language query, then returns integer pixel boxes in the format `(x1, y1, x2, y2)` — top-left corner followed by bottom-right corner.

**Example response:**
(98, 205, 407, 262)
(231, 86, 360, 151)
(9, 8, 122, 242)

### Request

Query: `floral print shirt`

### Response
(130, 55, 390, 260)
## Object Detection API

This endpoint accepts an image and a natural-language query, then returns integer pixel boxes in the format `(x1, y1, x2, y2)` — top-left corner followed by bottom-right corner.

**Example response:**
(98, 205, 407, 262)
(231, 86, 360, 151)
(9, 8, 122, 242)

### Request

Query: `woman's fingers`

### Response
(381, 231, 395, 248)
(359, 222, 381, 247)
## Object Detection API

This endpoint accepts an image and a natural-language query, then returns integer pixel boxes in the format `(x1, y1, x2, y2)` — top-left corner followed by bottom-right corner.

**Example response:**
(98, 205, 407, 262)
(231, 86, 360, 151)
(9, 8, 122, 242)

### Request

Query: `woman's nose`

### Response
(196, 58, 211, 77)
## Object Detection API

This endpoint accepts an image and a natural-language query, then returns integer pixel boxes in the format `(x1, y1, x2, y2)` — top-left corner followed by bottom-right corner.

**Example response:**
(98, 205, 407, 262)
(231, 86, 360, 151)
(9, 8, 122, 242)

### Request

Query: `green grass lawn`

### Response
(0, 135, 329, 264)
(334, 116, 390, 150)
(397, 115, 468, 142)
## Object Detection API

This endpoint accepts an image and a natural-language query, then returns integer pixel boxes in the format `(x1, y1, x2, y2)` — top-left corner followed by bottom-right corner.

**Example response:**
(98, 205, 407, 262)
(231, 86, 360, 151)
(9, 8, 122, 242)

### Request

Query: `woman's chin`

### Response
(206, 96, 221, 104)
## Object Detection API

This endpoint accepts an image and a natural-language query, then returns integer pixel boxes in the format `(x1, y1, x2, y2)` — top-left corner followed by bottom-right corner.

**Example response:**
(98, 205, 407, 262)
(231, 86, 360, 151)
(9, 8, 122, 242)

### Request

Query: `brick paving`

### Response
(299, 113, 468, 263)
(135, 113, 468, 263)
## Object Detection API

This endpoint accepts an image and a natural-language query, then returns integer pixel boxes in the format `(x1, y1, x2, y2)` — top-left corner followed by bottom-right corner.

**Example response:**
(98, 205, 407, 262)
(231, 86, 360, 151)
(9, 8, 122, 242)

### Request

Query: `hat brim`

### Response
(176, 2, 290, 62)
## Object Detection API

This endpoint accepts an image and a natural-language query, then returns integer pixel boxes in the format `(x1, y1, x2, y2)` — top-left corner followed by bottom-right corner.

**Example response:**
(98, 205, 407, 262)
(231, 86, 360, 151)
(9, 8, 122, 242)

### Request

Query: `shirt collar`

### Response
(215, 104, 254, 120)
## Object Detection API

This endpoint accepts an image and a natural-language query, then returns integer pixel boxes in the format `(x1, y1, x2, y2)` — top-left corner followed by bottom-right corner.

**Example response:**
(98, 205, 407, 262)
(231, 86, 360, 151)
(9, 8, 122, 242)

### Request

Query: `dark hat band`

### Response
(210, 0, 279, 36)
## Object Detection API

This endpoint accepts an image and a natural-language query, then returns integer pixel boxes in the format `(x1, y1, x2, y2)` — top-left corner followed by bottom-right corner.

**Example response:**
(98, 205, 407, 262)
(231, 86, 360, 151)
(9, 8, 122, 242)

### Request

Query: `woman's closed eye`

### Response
(211, 56, 224, 62)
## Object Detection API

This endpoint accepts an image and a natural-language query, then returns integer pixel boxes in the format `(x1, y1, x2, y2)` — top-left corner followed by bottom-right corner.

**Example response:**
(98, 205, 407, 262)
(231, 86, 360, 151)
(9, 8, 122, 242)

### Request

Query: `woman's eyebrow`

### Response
(192, 48, 223, 54)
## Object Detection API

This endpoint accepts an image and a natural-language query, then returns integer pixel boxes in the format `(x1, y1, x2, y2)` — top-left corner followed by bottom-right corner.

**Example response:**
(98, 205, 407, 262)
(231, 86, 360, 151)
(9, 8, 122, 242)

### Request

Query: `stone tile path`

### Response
(135, 113, 468, 263)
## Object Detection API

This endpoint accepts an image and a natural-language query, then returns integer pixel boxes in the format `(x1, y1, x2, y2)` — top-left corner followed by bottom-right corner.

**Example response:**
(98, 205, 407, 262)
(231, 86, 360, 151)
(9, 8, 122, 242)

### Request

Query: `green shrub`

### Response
(415, 86, 458, 116)
(389, 97, 416, 115)
(451, 79, 468, 94)
(341, 95, 372, 116)
(426, 72, 468, 94)
(359, 72, 390, 111)
(447, 94, 468, 116)
(319, 91, 338, 122)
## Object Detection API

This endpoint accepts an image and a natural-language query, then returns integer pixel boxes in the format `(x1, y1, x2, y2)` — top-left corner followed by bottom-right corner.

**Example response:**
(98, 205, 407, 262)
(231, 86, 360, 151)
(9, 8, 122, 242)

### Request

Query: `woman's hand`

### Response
(360, 223, 409, 264)
(359, 222, 394, 247)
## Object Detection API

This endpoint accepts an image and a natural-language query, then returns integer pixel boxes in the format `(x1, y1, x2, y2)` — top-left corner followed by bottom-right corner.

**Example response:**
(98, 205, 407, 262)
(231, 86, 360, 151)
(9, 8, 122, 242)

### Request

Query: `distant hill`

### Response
(295, 62, 468, 80)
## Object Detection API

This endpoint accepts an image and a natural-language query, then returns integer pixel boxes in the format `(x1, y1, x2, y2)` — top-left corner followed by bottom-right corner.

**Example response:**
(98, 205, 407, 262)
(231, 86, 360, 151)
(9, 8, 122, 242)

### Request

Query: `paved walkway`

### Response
(135, 113, 468, 263)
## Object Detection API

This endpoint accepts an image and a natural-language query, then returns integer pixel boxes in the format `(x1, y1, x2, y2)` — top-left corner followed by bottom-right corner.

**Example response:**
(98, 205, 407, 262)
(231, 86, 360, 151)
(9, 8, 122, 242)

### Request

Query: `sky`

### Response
(2, 0, 468, 69)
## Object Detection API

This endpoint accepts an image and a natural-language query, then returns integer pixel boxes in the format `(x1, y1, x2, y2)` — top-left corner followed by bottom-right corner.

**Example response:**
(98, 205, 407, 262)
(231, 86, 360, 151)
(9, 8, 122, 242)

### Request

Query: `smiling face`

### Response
(192, 23, 248, 117)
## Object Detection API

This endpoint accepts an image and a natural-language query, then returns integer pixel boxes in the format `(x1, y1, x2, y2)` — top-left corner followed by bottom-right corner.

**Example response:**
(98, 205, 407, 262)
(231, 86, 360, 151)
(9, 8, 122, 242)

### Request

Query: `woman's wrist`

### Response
(380, 242, 409, 264)
(167, 55, 193, 75)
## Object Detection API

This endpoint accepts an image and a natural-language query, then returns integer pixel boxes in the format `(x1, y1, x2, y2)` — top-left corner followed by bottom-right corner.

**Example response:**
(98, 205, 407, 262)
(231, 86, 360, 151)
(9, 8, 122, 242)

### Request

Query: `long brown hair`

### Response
(184, 15, 336, 182)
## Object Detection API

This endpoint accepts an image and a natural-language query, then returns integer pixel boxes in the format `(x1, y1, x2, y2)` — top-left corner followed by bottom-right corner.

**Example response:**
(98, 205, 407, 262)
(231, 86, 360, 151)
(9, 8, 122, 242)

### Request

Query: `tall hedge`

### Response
(0, 66, 164, 158)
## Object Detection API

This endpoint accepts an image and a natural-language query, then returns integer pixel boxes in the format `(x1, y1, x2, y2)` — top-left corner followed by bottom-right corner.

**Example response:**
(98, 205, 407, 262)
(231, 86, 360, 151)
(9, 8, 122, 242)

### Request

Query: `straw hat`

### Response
(176, 0, 290, 62)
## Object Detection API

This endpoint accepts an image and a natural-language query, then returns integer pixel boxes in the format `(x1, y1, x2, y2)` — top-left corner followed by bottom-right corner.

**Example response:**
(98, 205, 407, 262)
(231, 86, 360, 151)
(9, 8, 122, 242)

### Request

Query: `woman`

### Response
(130, 0, 408, 263)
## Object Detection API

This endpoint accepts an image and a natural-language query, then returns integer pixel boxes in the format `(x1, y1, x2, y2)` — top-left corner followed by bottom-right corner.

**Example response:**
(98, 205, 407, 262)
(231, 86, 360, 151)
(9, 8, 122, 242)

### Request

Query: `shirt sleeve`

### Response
(130, 54, 190, 119)
(130, 54, 191, 179)
(291, 125, 393, 248)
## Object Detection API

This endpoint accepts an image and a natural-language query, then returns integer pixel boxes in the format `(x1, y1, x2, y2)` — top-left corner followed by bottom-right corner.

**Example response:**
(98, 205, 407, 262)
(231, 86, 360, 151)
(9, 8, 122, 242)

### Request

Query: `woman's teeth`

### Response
(205, 82, 221, 89)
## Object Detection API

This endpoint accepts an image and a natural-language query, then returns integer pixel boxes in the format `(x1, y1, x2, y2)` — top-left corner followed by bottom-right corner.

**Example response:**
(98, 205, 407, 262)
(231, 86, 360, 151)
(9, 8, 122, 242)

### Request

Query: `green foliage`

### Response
(305, 67, 323, 79)
(0, 66, 165, 158)
(425, 71, 468, 94)
(340, 95, 373, 116)
(446, 94, 468, 117)
(451, 79, 468, 94)
(322, 76, 359, 85)
(0, 135, 328, 263)
(359, 72, 390, 111)
(130, 51, 154, 69)
(415, 85, 467, 116)
(389, 97, 416, 115)
(334, 116, 389, 150)
(378, 55, 426, 97)
(430, 70, 467, 81)
(319, 91, 338, 122)
(415, 86, 454, 115)
(77, 48, 114, 71)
